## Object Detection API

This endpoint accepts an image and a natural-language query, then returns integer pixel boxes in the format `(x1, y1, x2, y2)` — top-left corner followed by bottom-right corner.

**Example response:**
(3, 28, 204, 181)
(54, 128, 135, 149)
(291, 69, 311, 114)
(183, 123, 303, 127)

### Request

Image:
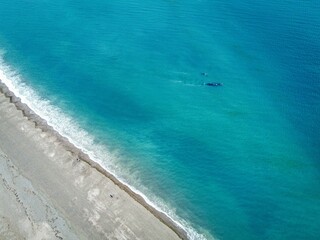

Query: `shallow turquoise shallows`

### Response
(0, 0, 319, 239)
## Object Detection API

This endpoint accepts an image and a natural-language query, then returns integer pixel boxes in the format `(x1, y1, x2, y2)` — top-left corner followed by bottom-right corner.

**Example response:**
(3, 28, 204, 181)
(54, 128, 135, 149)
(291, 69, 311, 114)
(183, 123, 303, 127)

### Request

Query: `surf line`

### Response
(0, 78, 190, 240)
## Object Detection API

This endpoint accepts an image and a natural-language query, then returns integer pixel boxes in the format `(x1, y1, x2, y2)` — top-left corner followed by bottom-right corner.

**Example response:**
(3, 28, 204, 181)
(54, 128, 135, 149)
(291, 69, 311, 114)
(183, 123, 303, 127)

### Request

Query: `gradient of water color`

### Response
(0, 0, 319, 239)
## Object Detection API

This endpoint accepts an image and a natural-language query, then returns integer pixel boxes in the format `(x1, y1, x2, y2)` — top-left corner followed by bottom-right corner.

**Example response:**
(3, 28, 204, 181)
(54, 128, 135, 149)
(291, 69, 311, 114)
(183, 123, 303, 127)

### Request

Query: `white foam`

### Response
(0, 55, 212, 240)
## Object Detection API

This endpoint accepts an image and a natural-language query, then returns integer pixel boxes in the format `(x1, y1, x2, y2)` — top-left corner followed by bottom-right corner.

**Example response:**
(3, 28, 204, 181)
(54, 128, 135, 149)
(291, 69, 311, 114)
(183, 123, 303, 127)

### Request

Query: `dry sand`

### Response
(0, 82, 187, 240)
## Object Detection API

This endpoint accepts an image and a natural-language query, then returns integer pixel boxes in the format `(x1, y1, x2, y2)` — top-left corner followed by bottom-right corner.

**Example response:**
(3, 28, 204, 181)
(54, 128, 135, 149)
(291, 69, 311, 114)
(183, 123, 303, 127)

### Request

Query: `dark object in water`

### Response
(201, 72, 208, 76)
(205, 82, 223, 87)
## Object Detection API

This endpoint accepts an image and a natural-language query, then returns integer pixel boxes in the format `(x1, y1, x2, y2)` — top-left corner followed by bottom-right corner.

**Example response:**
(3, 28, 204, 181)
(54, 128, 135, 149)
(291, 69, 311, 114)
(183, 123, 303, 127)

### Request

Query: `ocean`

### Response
(0, 0, 319, 239)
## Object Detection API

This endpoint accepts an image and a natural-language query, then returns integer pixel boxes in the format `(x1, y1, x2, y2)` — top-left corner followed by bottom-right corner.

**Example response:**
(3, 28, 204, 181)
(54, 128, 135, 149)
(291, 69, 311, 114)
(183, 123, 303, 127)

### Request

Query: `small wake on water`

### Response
(171, 79, 204, 87)
(0, 54, 213, 240)
(170, 71, 223, 89)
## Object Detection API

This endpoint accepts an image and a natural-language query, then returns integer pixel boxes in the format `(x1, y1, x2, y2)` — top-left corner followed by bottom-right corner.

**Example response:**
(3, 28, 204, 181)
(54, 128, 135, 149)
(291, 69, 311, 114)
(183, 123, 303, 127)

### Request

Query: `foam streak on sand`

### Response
(0, 63, 195, 239)
(0, 59, 207, 239)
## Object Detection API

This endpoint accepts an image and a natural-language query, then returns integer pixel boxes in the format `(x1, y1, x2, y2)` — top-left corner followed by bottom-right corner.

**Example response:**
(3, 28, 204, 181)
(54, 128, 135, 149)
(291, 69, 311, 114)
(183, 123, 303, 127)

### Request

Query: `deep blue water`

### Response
(0, 1, 319, 239)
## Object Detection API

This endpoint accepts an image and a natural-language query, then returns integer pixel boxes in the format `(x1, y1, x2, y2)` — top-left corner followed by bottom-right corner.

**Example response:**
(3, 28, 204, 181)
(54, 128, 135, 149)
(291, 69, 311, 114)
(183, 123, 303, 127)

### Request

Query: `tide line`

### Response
(0, 59, 210, 240)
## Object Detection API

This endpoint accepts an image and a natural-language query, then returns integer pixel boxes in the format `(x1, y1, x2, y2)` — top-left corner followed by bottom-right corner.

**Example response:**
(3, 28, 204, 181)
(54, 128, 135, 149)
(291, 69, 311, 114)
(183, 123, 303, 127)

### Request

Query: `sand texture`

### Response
(0, 85, 186, 240)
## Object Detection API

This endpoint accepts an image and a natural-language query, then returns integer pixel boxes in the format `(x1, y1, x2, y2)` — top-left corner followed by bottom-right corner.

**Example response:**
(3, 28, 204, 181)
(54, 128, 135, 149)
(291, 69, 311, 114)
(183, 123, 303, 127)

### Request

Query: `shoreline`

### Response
(0, 78, 189, 240)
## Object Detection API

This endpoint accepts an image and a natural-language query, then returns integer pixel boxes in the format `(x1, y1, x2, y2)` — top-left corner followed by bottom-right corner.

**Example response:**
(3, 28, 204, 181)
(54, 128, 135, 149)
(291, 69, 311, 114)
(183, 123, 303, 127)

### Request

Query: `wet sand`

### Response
(0, 80, 188, 240)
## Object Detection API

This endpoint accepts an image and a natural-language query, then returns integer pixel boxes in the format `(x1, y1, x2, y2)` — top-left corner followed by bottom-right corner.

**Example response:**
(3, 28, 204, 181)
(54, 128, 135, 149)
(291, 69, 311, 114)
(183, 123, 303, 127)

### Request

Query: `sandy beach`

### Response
(0, 80, 187, 240)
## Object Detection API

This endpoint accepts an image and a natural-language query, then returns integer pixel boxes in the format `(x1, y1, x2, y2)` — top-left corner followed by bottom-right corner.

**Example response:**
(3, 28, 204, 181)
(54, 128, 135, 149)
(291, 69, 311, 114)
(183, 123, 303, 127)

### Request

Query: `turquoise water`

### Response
(0, 1, 319, 239)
